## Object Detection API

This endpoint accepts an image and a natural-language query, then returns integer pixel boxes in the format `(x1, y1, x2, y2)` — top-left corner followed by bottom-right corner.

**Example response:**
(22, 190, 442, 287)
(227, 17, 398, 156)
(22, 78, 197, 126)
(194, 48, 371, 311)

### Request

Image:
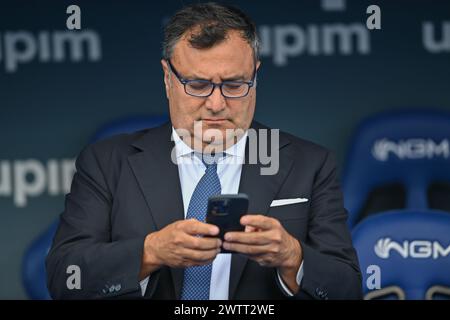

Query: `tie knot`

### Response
(195, 152, 224, 169)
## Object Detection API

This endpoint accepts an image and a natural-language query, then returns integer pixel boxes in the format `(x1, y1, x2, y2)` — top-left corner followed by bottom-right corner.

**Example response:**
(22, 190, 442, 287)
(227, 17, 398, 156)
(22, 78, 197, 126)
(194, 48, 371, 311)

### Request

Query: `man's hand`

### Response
(223, 214, 302, 293)
(139, 219, 222, 280)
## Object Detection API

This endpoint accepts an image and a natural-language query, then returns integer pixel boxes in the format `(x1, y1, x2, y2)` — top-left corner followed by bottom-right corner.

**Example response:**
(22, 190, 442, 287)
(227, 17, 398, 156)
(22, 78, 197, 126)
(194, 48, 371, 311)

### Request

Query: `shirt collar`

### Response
(171, 127, 247, 160)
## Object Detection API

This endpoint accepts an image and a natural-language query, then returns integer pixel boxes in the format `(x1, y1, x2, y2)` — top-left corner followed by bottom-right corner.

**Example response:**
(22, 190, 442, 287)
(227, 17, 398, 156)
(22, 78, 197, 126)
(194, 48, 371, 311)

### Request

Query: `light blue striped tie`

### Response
(180, 153, 222, 300)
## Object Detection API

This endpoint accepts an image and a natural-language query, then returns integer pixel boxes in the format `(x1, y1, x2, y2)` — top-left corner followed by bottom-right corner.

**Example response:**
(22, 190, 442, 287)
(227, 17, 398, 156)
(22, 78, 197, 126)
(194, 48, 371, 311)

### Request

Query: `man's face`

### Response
(162, 30, 260, 150)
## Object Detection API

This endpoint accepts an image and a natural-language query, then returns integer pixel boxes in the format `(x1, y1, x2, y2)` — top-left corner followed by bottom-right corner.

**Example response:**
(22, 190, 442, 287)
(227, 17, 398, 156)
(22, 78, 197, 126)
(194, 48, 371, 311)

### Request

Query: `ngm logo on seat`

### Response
(0, 30, 101, 73)
(375, 238, 450, 259)
(372, 138, 450, 161)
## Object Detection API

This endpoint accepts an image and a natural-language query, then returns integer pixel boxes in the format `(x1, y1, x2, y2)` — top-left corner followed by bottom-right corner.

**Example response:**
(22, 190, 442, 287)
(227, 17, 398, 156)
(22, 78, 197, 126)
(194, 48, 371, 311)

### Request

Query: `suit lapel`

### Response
(128, 123, 184, 299)
(229, 122, 293, 299)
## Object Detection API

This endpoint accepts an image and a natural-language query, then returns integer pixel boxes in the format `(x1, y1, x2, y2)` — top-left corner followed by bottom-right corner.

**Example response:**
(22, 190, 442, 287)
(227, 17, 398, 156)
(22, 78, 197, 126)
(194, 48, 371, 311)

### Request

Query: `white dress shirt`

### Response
(140, 128, 303, 298)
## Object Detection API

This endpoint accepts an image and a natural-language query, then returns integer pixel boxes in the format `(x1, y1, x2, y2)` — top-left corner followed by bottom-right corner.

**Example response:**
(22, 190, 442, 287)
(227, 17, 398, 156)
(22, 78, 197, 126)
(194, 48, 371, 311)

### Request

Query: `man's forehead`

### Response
(171, 32, 254, 79)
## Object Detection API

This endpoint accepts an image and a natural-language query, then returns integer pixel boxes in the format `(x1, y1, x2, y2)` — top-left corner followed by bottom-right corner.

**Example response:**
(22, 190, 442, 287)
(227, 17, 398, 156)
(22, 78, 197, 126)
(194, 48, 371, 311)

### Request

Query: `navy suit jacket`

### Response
(46, 121, 362, 299)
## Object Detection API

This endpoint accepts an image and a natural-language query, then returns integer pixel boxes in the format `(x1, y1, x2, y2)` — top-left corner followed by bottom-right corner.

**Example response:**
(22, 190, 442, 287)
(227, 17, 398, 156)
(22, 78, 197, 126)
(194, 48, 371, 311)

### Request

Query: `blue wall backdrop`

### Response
(1, 0, 449, 298)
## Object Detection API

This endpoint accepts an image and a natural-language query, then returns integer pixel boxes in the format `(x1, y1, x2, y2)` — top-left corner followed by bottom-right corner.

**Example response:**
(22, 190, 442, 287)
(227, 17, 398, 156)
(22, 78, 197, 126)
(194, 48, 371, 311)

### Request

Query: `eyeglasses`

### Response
(166, 59, 257, 99)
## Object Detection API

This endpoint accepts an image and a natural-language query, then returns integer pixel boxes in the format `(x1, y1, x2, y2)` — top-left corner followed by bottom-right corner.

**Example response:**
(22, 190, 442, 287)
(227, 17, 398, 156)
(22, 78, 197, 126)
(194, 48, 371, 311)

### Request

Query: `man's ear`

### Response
(254, 60, 261, 87)
(161, 59, 171, 99)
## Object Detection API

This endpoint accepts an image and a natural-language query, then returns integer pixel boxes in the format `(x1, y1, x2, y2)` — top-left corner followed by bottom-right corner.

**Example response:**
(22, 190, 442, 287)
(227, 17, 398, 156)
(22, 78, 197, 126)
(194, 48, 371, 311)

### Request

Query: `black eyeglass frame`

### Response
(166, 59, 257, 99)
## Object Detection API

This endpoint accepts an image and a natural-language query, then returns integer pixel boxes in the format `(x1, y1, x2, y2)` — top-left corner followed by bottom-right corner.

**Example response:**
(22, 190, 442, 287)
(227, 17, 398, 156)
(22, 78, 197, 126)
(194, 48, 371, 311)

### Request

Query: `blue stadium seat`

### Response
(352, 209, 450, 300)
(21, 114, 168, 299)
(342, 110, 450, 228)
(21, 220, 59, 300)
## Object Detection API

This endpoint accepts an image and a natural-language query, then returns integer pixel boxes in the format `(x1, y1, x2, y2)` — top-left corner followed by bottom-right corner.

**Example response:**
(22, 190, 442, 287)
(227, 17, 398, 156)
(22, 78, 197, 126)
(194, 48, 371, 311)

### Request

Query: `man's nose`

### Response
(204, 85, 226, 113)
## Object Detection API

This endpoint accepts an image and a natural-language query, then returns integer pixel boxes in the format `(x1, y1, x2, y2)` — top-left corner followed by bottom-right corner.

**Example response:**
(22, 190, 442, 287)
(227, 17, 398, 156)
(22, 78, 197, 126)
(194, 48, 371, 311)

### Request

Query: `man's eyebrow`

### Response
(203, 75, 248, 81)
(221, 75, 247, 81)
(183, 72, 248, 82)
(180, 72, 210, 81)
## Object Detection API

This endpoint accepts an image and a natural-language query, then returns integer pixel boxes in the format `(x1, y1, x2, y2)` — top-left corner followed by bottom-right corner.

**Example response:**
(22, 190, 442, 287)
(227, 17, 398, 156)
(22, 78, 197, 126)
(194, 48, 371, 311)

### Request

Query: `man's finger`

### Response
(179, 247, 221, 263)
(245, 225, 258, 232)
(183, 234, 222, 250)
(224, 230, 273, 245)
(240, 215, 277, 230)
(183, 219, 219, 236)
(222, 242, 273, 255)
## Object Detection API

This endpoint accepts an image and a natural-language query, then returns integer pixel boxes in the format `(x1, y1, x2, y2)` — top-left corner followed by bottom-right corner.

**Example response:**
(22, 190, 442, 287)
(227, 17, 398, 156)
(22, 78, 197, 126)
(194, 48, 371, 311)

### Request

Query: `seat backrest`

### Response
(352, 209, 450, 300)
(22, 115, 168, 299)
(343, 109, 450, 228)
(21, 220, 59, 300)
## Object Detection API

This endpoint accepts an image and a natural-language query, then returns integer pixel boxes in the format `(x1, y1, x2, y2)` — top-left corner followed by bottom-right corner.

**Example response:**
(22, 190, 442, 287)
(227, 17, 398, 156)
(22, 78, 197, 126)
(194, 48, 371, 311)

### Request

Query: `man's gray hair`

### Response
(162, 2, 260, 61)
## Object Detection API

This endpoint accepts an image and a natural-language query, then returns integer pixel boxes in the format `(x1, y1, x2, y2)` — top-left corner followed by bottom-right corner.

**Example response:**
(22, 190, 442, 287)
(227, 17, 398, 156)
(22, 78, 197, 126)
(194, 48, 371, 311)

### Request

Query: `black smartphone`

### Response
(206, 194, 249, 253)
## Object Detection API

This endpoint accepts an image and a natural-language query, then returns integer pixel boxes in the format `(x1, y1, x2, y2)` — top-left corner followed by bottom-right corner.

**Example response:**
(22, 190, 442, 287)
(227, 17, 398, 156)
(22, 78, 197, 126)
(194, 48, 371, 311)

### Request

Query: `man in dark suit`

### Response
(46, 2, 362, 300)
